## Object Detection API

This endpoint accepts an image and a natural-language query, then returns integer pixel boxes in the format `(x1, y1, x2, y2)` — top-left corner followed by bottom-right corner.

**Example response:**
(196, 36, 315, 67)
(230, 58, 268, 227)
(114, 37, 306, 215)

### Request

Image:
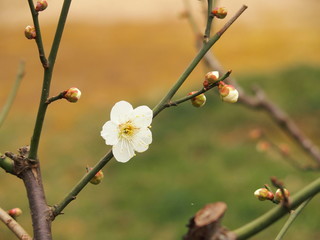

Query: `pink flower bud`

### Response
(203, 79, 210, 89)
(279, 144, 290, 156)
(256, 140, 270, 152)
(35, 0, 48, 12)
(212, 7, 228, 19)
(249, 128, 262, 140)
(205, 71, 220, 84)
(64, 87, 81, 103)
(87, 167, 104, 185)
(274, 188, 290, 203)
(254, 188, 274, 201)
(188, 91, 206, 108)
(7, 208, 22, 218)
(24, 26, 36, 40)
(219, 84, 239, 103)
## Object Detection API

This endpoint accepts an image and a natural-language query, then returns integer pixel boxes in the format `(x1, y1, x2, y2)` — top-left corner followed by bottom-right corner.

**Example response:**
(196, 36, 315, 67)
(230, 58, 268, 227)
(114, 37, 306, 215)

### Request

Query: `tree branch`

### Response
(53, 5, 248, 219)
(20, 165, 52, 240)
(0, 207, 32, 240)
(183, 2, 320, 166)
(203, 0, 214, 42)
(275, 198, 312, 240)
(29, 0, 73, 160)
(0, 61, 25, 128)
(27, 0, 48, 68)
(232, 177, 320, 239)
(52, 150, 114, 218)
(24, 0, 73, 239)
(152, 5, 248, 118)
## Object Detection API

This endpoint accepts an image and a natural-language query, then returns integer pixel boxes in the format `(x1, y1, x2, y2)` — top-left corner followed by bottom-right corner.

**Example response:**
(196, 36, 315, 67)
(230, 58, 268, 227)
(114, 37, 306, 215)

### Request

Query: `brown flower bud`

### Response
(7, 208, 22, 218)
(24, 26, 36, 40)
(35, 0, 48, 12)
(64, 87, 81, 103)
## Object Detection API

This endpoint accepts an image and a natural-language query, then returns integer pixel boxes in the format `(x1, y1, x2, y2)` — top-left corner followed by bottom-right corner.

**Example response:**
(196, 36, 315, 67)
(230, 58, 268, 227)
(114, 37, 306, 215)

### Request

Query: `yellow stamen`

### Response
(119, 121, 137, 138)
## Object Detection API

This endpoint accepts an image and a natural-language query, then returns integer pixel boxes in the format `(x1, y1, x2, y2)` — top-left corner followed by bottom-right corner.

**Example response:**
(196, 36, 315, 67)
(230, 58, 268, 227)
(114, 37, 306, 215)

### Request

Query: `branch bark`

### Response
(0, 208, 32, 240)
(20, 164, 52, 240)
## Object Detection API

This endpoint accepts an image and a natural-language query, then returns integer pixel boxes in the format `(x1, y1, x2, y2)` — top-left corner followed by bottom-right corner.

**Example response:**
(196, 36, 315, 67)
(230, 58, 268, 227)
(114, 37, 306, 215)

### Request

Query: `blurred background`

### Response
(0, 0, 319, 239)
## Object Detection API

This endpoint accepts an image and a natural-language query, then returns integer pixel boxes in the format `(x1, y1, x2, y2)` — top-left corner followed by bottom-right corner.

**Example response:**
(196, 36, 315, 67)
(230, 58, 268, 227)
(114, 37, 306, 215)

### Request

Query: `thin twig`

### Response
(203, 0, 214, 42)
(167, 70, 231, 107)
(52, 150, 114, 218)
(183, 2, 320, 166)
(232, 177, 320, 240)
(255, 131, 312, 170)
(0, 61, 25, 128)
(29, 0, 73, 160)
(45, 91, 67, 104)
(27, 0, 48, 68)
(23, 1, 73, 239)
(0, 207, 32, 240)
(53, 5, 247, 219)
(153, 5, 247, 118)
(275, 198, 312, 240)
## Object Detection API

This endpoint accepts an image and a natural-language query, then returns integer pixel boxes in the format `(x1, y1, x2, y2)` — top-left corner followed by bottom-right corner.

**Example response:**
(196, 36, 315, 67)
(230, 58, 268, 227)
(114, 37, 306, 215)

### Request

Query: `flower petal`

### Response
(130, 105, 153, 128)
(222, 89, 239, 103)
(112, 139, 135, 163)
(110, 101, 133, 124)
(131, 128, 152, 153)
(101, 121, 119, 145)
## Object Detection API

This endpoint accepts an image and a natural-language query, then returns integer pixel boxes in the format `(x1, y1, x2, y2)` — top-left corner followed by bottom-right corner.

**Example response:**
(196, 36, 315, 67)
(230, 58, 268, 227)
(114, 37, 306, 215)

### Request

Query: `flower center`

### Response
(119, 121, 137, 139)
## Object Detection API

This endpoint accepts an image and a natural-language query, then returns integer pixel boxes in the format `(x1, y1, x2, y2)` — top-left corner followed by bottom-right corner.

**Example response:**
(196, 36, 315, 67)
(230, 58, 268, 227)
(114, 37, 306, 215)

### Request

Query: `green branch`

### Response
(275, 198, 312, 240)
(167, 70, 231, 107)
(203, 0, 214, 42)
(152, 5, 247, 118)
(0, 61, 25, 128)
(27, 0, 48, 67)
(233, 177, 320, 240)
(53, 5, 247, 218)
(48, 0, 72, 65)
(53, 150, 113, 217)
(29, 0, 73, 160)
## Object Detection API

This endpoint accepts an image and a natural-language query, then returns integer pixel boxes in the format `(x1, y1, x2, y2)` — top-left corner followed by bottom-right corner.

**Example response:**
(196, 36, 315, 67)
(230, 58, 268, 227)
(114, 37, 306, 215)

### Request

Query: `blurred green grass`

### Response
(0, 65, 319, 239)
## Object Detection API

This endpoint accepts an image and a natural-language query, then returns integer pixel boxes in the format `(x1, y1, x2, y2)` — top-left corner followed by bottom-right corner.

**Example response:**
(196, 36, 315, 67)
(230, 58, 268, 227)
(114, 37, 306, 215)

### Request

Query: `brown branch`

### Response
(0, 207, 32, 240)
(183, 1, 320, 166)
(183, 202, 236, 240)
(5, 147, 52, 239)
(20, 166, 52, 240)
(197, 30, 320, 166)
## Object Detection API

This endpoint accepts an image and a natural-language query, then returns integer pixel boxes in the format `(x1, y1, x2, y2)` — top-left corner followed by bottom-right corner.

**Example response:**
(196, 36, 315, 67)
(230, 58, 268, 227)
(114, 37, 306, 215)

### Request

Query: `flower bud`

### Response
(24, 26, 36, 40)
(254, 188, 274, 201)
(205, 71, 219, 84)
(35, 0, 48, 12)
(219, 84, 239, 103)
(188, 91, 206, 107)
(64, 87, 81, 103)
(279, 144, 290, 156)
(7, 208, 22, 218)
(212, 7, 228, 19)
(274, 188, 290, 203)
(87, 167, 104, 185)
(256, 140, 270, 152)
(249, 128, 262, 140)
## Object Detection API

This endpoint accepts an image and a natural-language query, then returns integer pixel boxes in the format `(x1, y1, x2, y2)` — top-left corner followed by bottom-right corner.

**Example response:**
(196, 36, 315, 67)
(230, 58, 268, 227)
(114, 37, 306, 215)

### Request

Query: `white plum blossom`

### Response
(101, 101, 153, 163)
